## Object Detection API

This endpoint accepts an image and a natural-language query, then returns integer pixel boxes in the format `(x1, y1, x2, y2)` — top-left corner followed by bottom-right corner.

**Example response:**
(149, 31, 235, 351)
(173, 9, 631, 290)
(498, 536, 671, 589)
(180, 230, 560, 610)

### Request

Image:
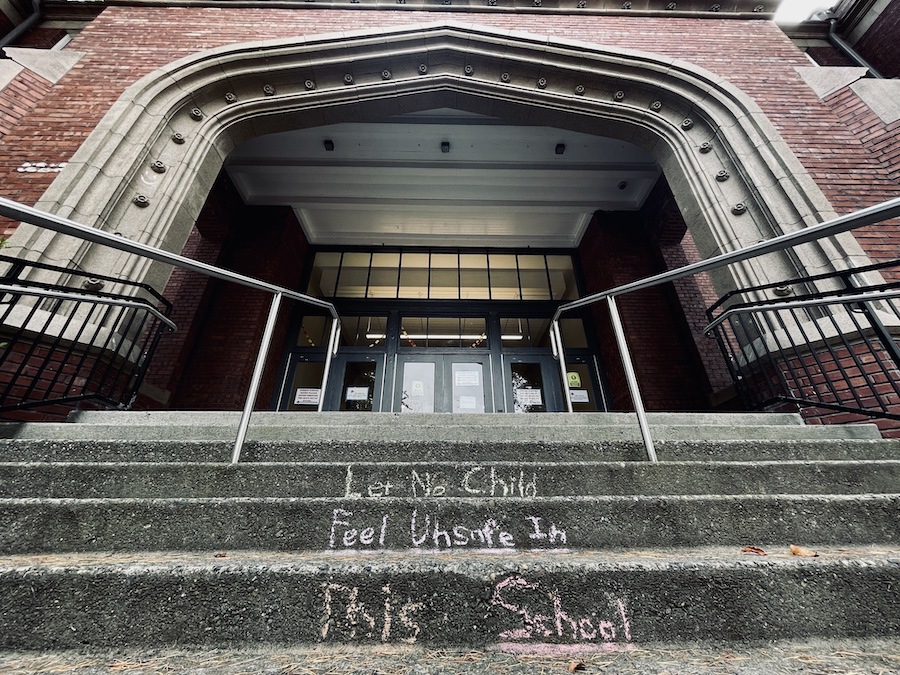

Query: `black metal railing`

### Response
(0, 254, 175, 412)
(706, 259, 900, 421)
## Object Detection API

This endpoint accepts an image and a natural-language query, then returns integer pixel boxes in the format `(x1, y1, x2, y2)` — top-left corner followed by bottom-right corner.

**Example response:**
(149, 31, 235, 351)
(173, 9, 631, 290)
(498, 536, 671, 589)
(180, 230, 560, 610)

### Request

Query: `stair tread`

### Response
(1, 544, 897, 571)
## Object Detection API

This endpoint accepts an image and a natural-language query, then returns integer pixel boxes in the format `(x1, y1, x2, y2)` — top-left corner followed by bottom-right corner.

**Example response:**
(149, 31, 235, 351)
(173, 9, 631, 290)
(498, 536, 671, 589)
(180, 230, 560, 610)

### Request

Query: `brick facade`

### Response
(1, 5, 898, 421)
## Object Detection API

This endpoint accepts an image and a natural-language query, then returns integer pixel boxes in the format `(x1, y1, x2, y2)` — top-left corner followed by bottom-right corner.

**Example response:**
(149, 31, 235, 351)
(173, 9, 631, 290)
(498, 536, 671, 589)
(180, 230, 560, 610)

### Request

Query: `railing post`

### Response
(232, 291, 283, 464)
(607, 296, 657, 463)
(317, 317, 340, 413)
(551, 319, 574, 413)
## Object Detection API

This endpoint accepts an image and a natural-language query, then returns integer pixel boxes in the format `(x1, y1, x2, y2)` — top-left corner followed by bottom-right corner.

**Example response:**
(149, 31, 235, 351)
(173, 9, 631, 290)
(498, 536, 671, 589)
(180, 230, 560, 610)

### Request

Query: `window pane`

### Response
(430, 253, 459, 299)
(518, 255, 550, 300)
(307, 252, 341, 297)
(547, 255, 578, 300)
(500, 317, 551, 347)
(460, 253, 489, 299)
(368, 253, 400, 299)
(489, 253, 519, 300)
(340, 315, 388, 348)
(286, 360, 325, 410)
(399, 252, 429, 299)
(400, 316, 487, 348)
(335, 252, 370, 298)
(560, 318, 588, 348)
(297, 315, 329, 348)
(340, 361, 377, 412)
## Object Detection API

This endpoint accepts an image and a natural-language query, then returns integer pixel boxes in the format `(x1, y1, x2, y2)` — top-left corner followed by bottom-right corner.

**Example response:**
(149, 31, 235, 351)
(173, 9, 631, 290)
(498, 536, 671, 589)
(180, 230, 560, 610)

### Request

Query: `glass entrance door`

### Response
(504, 353, 561, 413)
(393, 354, 493, 413)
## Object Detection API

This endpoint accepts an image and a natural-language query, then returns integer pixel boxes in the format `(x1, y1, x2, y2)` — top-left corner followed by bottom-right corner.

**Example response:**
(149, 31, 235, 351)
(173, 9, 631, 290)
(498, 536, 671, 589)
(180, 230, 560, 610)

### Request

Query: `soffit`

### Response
(226, 109, 661, 248)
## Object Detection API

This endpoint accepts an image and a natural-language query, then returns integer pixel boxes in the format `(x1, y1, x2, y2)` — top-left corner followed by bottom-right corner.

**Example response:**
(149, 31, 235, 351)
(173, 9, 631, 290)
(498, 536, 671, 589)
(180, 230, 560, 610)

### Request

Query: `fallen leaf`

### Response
(567, 661, 586, 673)
(214, 552, 227, 558)
(790, 545, 819, 557)
(740, 546, 767, 556)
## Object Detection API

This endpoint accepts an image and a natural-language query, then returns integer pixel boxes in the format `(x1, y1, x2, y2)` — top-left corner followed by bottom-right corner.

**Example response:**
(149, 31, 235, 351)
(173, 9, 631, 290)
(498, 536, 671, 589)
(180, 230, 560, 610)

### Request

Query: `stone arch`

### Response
(8, 21, 870, 296)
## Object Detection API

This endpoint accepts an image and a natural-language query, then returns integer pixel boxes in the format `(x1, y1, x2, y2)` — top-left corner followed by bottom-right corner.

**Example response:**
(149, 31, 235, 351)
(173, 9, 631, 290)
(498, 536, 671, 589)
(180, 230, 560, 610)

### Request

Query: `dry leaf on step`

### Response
(740, 546, 767, 556)
(567, 661, 586, 672)
(790, 545, 818, 557)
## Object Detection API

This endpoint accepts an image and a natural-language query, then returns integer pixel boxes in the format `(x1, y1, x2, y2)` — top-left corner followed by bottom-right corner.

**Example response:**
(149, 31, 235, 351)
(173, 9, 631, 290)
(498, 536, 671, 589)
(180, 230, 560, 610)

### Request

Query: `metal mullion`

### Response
(364, 252, 374, 299)
(515, 254, 523, 302)
(544, 255, 553, 300)
(332, 252, 345, 300)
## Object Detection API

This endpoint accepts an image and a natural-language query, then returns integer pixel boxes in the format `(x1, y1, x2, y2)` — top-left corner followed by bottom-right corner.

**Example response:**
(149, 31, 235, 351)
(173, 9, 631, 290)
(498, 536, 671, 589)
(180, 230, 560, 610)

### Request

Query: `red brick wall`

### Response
(0, 8, 895, 248)
(1, 7, 899, 418)
(168, 199, 309, 410)
(137, 173, 238, 406)
(649, 189, 735, 397)
(756, 343, 900, 439)
(854, 0, 900, 79)
(821, 86, 900, 186)
(0, 68, 54, 237)
(578, 210, 711, 411)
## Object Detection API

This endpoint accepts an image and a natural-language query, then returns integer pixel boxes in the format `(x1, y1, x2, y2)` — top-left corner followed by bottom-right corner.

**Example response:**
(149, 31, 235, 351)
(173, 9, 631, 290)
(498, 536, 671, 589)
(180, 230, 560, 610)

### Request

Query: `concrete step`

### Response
(0, 438, 896, 463)
(3, 460, 898, 498)
(64, 410, 811, 427)
(0, 546, 897, 648)
(1, 417, 882, 443)
(2, 494, 897, 553)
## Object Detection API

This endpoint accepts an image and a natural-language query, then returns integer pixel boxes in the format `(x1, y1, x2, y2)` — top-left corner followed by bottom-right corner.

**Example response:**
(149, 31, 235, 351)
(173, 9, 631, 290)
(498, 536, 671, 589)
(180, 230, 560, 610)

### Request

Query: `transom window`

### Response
(306, 249, 578, 301)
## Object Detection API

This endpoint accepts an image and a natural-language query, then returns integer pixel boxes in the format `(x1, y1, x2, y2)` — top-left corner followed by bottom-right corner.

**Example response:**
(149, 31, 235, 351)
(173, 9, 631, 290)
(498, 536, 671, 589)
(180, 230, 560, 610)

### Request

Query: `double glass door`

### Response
(277, 311, 606, 414)
(395, 354, 492, 413)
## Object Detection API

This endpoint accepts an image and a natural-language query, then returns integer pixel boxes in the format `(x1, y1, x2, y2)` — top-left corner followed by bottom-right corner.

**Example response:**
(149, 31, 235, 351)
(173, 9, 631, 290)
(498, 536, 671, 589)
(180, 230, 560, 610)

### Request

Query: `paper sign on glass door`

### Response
(294, 388, 321, 405)
(455, 371, 480, 387)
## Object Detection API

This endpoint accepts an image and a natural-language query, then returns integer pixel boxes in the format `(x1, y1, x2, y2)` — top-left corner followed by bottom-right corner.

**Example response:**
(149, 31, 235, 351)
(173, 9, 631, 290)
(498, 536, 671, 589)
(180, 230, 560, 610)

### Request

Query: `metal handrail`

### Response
(0, 195, 340, 463)
(551, 194, 900, 461)
(0, 283, 178, 332)
(704, 288, 900, 334)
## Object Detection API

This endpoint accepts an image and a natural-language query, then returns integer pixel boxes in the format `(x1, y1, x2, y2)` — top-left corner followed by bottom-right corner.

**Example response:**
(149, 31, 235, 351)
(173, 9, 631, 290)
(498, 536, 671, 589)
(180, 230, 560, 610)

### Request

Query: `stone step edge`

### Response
(2, 459, 897, 466)
(4, 493, 898, 505)
(62, 411, 809, 426)
(1, 425, 881, 440)
(1, 544, 896, 571)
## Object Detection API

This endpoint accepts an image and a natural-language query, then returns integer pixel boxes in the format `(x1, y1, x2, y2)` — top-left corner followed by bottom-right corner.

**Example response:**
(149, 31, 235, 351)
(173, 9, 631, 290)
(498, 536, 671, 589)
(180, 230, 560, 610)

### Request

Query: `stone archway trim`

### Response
(9, 21, 870, 297)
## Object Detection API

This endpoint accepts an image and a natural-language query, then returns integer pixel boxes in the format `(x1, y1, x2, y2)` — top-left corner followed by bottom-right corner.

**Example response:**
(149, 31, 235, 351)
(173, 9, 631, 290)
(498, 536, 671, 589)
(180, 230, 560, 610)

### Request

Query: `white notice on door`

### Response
(294, 388, 321, 405)
(455, 370, 480, 387)
(458, 395, 478, 410)
(515, 388, 543, 406)
(346, 386, 369, 401)
(569, 389, 589, 403)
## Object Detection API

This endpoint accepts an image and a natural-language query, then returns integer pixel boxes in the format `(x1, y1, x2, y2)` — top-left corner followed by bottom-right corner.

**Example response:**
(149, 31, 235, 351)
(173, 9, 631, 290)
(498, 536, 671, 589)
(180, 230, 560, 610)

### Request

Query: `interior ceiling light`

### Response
(441, 141, 450, 153)
(324, 139, 335, 151)
(555, 143, 566, 155)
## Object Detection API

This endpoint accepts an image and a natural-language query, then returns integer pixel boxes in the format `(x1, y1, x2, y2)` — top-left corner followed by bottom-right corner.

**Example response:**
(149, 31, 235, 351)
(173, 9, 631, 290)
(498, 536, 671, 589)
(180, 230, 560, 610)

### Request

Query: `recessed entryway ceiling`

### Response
(226, 109, 661, 248)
